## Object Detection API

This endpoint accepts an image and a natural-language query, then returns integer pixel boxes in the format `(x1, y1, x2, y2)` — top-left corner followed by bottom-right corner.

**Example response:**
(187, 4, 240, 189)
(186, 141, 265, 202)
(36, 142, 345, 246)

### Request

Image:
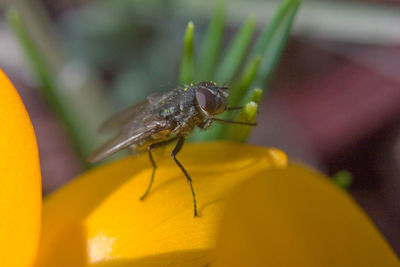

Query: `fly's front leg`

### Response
(198, 117, 257, 130)
(198, 119, 213, 129)
(210, 117, 257, 126)
(140, 137, 177, 201)
(171, 137, 198, 217)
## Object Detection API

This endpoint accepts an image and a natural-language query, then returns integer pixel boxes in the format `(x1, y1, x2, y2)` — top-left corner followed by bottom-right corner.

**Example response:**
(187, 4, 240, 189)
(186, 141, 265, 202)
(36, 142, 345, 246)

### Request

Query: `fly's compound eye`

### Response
(195, 86, 226, 115)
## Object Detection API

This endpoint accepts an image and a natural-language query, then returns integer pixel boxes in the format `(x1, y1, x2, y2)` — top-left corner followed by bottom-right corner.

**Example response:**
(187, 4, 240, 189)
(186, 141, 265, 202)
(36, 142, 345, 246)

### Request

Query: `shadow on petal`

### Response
(91, 249, 212, 267)
(35, 221, 87, 267)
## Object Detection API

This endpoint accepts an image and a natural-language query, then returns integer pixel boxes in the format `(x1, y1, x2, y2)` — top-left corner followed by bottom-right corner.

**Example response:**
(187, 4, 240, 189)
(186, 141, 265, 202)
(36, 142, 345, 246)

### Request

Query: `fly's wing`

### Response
(87, 126, 147, 163)
(88, 118, 172, 163)
(88, 87, 184, 162)
(99, 92, 167, 133)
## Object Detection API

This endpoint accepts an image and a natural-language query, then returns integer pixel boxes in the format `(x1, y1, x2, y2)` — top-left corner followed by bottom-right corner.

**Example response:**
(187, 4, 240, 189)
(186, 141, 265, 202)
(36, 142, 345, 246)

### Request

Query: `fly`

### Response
(87, 81, 257, 217)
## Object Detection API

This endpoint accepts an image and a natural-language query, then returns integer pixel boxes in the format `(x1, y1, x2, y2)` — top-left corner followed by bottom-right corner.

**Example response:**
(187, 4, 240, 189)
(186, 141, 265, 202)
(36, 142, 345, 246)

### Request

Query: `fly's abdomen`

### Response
(134, 128, 173, 152)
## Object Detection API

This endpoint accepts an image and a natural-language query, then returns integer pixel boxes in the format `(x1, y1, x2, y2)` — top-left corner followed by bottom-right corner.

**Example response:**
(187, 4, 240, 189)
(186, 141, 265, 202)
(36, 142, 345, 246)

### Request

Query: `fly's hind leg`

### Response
(171, 137, 198, 217)
(140, 137, 177, 201)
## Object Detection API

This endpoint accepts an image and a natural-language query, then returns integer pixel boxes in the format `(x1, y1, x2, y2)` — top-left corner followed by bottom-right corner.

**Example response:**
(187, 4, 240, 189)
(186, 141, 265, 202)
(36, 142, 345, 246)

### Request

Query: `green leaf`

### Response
(251, 0, 294, 57)
(228, 55, 261, 107)
(179, 21, 195, 84)
(252, 0, 301, 88)
(215, 15, 256, 83)
(196, 1, 225, 81)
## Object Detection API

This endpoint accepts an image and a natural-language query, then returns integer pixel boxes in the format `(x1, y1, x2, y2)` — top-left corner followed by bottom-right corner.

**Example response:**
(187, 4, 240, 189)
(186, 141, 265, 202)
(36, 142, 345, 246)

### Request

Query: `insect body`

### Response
(88, 81, 256, 216)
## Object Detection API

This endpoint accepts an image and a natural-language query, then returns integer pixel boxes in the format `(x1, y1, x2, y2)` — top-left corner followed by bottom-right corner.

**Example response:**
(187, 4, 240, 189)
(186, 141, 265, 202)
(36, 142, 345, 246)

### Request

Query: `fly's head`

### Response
(194, 81, 228, 117)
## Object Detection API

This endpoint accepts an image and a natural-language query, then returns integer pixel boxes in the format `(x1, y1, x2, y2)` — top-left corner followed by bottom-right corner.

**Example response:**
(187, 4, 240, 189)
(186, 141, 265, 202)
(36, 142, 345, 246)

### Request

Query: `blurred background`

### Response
(0, 0, 399, 255)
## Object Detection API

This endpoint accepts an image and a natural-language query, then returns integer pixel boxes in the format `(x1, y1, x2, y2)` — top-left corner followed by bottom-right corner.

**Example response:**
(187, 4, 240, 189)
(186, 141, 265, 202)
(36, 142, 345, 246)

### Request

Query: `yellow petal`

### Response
(213, 163, 399, 267)
(0, 70, 42, 266)
(35, 143, 287, 266)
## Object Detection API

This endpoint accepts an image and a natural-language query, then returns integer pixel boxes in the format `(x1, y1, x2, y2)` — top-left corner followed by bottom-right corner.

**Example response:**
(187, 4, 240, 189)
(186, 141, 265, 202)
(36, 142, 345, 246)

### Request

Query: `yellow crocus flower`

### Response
(1, 70, 398, 266)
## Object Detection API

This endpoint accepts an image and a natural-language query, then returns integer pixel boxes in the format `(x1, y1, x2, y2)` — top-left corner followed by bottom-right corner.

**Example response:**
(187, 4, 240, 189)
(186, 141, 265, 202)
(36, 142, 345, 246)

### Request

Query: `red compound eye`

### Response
(195, 86, 226, 115)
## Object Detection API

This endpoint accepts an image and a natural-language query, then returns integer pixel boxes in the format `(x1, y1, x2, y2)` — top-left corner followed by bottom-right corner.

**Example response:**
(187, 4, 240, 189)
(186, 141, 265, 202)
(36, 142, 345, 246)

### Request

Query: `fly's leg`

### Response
(171, 137, 198, 217)
(140, 137, 177, 201)
(198, 119, 212, 129)
(140, 146, 157, 201)
(199, 117, 257, 130)
(209, 117, 257, 126)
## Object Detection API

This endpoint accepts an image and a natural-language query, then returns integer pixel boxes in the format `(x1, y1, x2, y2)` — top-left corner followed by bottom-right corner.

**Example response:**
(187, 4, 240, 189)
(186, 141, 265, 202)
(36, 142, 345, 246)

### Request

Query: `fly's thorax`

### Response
(153, 85, 199, 137)
(158, 85, 197, 119)
(170, 112, 203, 136)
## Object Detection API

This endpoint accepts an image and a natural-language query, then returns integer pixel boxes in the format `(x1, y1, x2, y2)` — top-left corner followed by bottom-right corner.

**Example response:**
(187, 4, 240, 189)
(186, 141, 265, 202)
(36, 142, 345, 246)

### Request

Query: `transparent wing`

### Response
(87, 127, 147, 163)
(99, 100, 149, 133)
(98, 92, 168, 133)
(88, 118, 173, 163)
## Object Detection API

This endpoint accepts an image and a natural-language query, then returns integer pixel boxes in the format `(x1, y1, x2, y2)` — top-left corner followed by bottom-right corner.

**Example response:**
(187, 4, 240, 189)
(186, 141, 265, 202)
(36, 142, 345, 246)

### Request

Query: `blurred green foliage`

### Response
(7, 8, 109, 163)
(8, 0, 300, 164)
(183, 0, 301, 142)
(60, 0, 182, 107)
